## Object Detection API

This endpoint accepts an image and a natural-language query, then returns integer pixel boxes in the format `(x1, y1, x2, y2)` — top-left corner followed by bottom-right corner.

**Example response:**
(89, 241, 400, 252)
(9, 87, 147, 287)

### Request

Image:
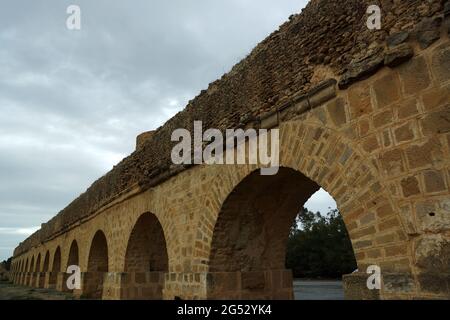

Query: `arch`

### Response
(28, 255, 35, 286)
(85, 230, 109, 299)
(200, 121, 410, 299)
(43, 251, 50, 272)
(30, 256, 35, 273)
(207, 167, 326, 299)
(22, 258, 29, 285)
(49, 247, 61, 287)
(67, 240, 79, 267)
(209, 167, 320, 273)
(123, 212, 168, 299)
(35, 253, 41, 272)
(34, 253, 42, 287)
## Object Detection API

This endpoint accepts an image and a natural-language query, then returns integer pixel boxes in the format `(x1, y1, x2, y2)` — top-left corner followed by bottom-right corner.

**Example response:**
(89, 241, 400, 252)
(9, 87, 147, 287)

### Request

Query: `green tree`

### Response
(286, 208, 357, 278)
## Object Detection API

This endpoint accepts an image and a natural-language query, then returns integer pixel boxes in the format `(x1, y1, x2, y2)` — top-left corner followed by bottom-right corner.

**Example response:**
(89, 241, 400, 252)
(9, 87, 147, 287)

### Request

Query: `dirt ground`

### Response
(0, 281, 76, 300)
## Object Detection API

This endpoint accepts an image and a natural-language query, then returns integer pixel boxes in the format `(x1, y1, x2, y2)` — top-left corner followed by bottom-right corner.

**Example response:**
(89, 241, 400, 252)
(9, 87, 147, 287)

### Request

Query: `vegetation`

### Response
(286, 208, 357, 279)
(0, 258, 11, 271)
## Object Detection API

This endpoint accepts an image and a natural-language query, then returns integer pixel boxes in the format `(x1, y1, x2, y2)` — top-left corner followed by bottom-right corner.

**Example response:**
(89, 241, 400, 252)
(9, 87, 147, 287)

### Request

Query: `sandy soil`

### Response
(0, 281, 76, 300)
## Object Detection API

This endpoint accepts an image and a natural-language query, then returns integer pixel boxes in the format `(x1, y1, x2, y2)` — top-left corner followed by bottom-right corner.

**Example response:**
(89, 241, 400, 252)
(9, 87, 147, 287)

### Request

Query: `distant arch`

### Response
(67, 240, 79, 267)
(49, 247, 61, 287)
(35, 253, 41, 272)
(43, 251, 50, 272)
(85, 230, 109, 299)
(123, 212, 168, 299)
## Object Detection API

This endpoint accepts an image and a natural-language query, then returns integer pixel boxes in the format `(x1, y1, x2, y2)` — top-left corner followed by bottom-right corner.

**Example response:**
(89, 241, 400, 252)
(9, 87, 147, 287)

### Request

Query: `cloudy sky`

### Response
(0, 0, 337, 261)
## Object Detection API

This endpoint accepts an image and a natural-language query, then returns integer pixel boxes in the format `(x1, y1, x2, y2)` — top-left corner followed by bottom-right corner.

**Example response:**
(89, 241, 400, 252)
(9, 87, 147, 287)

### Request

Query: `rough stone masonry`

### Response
(10, 0, 450, 300)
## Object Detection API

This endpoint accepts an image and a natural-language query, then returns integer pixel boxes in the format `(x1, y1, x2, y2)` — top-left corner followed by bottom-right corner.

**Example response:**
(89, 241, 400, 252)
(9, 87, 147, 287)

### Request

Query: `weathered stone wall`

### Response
(11, 0, 450, 300)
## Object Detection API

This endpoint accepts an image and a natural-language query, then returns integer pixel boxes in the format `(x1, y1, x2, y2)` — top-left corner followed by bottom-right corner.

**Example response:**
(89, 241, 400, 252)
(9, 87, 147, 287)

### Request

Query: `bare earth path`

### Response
(0, 281, 75, 300)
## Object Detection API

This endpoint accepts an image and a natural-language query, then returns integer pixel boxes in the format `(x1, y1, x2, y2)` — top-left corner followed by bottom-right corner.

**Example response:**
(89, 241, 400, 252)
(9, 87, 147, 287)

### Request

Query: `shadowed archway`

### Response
(22, 259, 29, 285)
(122, 212, 168, 299)
(35, 253, 42, 287)
(28, 256, 35, 286)
(43, 251, 50, 272)
(85, 230, 109, 299)
(50, 247, 61, 288)
(67, 240, 79, 267)
(207, 167, 355, 299)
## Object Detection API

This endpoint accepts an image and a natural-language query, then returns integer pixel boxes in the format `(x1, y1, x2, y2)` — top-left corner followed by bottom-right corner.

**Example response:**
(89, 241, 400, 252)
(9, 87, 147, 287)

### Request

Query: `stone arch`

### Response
(43, 251, 50, 272)
(209, 167, 320, 272)
(35, 253, 43, 287)
(30, 255, 35, 273)
(22, 258, 29, 285)
(121, 212, 168, 299)
(49, 246, 61, 287)
(67, 240, 79, 267)
(199, 120, 410, 299)
(207, 167, 328, 299)
(35, 253, 41, 272)
(28, 255, 35, 286)
(85, 230, 109, 299)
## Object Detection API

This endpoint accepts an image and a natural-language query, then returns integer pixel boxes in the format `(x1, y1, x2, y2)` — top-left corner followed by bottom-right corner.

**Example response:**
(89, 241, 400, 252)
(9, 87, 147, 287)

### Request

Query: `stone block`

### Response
(431, 43, 450, 82)
(401, 176, 421, 197)
(396, 99, 419, 119)
(423, 170, 447, 193)
(420, 109, 450, 136)
(342, 273, 380, 300)
(327, 97, 347, 126)
(373, 109, 394, 128)
(394, 121, 417, 144)
(414, 235, 450, 274)
(422, 84, 450, 111)
(415, 200, 450, 233)
(348, 82, 373, 119)
(241, 271, 266, 290)
(405, 138, 444, 169)
(373, 73, 401, 108)
(383, 273, 416, 294)
(380, 149, 405, 177)
(398, 56, 431, 95)
(418, 274, 450, 296)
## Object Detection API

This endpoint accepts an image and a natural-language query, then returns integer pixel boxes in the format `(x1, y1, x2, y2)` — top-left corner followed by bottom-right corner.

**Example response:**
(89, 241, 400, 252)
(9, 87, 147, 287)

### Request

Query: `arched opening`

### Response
(22, 258, 28, 285)
(85, 230, 109, 299)
(29, 256, 35, 286)
(43, 251, 50, 272)
(67, 240, 79, 267)
(35, 253, 42, 287)
(30, 256, 35, 272)
(287, 190, 356, 300)
(207, 167, 356, 300)
(35, 254, 41, 272)
(50, 247, 61, 287)
(123, 212, 168, 299)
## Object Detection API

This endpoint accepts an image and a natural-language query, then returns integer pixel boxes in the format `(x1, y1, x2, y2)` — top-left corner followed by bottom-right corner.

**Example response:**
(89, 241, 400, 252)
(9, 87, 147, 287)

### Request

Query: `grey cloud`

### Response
(0, 0, 308, 260)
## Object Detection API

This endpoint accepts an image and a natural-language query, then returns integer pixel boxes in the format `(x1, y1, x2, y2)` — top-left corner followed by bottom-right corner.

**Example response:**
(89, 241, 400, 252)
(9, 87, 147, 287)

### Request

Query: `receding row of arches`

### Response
(12, 167, 356, 300)
(11, 212, 169, 300)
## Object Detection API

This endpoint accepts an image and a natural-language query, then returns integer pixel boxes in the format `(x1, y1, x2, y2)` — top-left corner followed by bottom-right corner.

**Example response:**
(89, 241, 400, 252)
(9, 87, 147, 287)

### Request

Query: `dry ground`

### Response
(0, 281, 75, 300)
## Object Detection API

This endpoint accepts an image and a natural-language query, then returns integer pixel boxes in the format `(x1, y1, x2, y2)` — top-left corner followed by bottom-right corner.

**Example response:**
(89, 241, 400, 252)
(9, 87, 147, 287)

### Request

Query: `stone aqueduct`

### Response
(9, 0, 450, 299)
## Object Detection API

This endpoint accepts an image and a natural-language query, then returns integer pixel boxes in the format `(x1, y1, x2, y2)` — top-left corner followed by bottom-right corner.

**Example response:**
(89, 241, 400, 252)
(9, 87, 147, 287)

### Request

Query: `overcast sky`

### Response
(0, 0, 337, 261)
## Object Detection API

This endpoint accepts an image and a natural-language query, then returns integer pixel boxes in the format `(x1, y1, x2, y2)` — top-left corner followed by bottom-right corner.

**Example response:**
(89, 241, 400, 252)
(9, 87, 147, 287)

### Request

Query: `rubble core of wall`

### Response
(14, 0, 448, 255)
